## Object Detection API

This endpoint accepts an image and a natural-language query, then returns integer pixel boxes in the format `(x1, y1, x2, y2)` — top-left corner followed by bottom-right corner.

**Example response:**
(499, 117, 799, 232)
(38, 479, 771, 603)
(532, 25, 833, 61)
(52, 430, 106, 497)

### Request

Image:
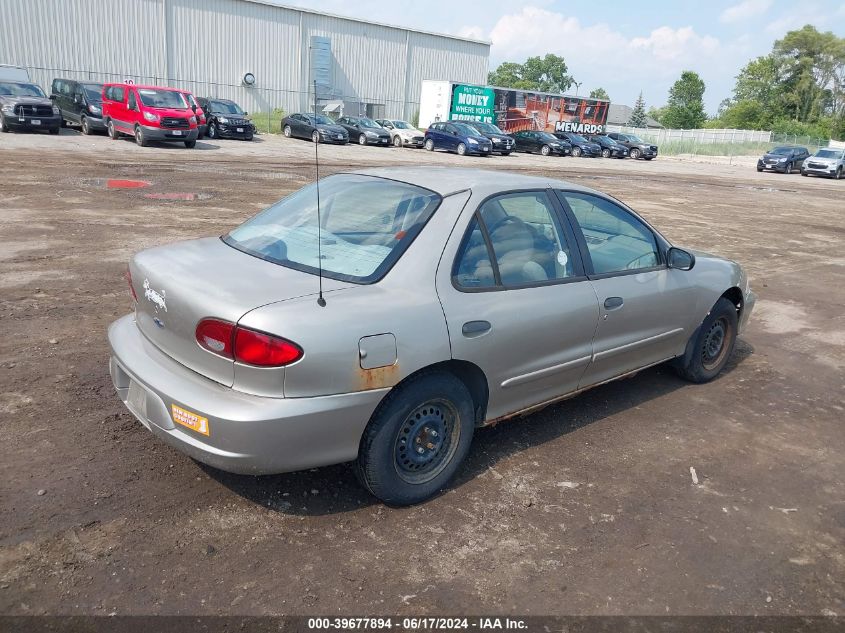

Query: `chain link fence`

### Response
(605, 124, 830, 157)
(25, 66, 422, 135)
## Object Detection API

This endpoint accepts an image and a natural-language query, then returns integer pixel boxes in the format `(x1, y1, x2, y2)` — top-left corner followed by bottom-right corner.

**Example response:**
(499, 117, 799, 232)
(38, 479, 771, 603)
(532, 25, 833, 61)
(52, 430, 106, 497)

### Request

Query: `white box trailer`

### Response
(418, 79, 610, 135)
(0, 64, 31, 82)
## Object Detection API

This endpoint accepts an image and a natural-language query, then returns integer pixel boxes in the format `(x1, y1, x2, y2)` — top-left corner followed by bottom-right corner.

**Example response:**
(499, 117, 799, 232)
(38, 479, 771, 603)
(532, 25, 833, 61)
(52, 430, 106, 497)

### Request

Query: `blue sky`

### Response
(277, 0, 845, 114)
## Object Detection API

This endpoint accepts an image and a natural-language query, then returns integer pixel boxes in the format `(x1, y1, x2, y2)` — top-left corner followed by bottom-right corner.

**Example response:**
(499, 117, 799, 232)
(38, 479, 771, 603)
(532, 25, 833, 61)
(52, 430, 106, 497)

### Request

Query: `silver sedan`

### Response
(109, 168, 756, 505)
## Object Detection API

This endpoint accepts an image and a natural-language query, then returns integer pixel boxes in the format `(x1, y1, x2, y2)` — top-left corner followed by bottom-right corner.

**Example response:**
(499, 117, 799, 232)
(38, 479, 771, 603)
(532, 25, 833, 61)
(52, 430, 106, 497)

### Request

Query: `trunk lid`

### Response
(129, 237, 351, 387)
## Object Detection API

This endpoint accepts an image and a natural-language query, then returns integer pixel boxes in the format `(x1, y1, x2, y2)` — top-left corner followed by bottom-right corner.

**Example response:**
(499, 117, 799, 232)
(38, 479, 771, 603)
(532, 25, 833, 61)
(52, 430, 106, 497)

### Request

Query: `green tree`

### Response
(646, 105, 666, 124)
(488, 54, 575, 93)
(628, 92, 647, 127)
(661, 70, 707, 128)
(589, 87, 610, 100)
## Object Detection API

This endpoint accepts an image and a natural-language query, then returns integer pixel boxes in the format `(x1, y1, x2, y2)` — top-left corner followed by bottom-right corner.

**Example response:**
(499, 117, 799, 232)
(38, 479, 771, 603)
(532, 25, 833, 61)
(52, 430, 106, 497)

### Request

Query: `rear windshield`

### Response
(0, 82, 46, 97)
(137, 89, 187, 109)
(224, 174, 442, 283)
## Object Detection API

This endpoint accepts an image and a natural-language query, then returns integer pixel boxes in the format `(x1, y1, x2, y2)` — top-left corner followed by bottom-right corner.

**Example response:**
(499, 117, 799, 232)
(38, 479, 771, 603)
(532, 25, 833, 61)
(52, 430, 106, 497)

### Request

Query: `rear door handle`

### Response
(462, 320, 491, 337)
(604, 296, 624, 310)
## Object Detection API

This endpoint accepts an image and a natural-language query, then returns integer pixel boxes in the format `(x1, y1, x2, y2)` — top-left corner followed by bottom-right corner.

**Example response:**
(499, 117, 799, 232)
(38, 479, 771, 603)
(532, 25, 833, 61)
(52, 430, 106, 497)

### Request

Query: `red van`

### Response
(178, 89, 206, 140)
(102, 83, 199, 148)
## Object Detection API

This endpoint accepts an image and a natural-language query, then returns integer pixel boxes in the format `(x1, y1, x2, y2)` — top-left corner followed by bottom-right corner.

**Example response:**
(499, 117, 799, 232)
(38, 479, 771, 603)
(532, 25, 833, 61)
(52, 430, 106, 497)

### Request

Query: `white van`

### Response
(0, 65, 30, 82)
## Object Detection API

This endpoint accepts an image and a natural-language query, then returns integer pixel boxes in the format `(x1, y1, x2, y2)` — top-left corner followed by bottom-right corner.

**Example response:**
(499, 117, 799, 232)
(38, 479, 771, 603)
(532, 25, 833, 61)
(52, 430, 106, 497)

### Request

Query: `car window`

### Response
(560, 192, 659, 274)
(453, 216, 496, 289)
(454, 192, 576, 288)
(127, 89, 137, 110)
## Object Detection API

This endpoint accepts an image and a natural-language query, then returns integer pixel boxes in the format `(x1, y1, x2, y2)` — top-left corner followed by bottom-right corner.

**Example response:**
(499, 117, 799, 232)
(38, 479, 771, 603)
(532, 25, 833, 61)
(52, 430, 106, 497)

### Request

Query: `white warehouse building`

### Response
(0, 0, 490, 121)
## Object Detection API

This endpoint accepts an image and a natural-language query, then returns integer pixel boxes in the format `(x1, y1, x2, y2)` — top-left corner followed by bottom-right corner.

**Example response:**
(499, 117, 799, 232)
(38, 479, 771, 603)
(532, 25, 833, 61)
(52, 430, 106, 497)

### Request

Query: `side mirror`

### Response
(243, 111, 248, 116)
(667, 247, 695, 271)
(191, 103, 197, 112)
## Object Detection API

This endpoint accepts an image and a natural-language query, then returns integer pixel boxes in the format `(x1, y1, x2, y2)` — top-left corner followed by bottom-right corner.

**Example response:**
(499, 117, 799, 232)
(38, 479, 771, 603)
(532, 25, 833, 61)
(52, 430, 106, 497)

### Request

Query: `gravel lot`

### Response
(1, 127, 843, 617)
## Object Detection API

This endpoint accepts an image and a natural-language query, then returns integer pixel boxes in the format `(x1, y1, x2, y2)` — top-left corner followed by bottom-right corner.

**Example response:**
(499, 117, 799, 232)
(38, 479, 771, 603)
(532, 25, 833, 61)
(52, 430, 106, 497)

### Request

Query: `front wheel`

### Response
(359, 134, 367, 145)
(312, 131, 320, 143)
(393, 135, 403, 147)
(209, 122, 219, 139)
(355, 372, 475, 505)
(630, 148, 641, 159)
(134, 125, 148, 147)
(541, 144, 551, 156)
(0, 114, 8, 132)
(457, 142, 467, 156)
(571, 146, 582, 157)
(424, 138, 434, 151)
(282, 125, 291, 138)
(784, 162, 793, 173)
(674, 297, 738, 384)
(836, 167, 842, 180)
(81, 116, 91, 135)
(601, 148, 611, 158)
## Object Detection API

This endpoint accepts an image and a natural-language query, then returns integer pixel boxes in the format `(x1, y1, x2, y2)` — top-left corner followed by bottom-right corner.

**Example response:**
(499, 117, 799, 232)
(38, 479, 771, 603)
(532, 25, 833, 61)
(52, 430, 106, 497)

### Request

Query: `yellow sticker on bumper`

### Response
(171, 404, 210, 436)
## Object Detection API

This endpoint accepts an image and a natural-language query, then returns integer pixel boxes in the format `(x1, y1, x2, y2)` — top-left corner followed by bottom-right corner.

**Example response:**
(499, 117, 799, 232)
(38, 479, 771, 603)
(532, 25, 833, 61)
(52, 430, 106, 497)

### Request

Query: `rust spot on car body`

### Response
(357, 362, 400, 391)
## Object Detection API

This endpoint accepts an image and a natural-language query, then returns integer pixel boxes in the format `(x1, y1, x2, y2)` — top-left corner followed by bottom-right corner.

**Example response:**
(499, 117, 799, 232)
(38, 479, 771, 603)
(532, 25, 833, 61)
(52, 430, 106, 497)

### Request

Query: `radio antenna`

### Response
(313, 79, 326, 307)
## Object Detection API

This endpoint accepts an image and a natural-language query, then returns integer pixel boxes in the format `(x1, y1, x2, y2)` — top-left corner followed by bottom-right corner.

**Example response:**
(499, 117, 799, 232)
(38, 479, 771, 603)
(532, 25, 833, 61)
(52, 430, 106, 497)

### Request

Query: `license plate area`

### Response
(31, 119, 41, 125)
(127, 380, 149, 425)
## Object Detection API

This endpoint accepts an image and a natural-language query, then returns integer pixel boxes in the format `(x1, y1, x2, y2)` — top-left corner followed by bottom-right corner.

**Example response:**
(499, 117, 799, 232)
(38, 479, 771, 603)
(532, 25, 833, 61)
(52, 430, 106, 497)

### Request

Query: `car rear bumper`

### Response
(3, 113, 61, 130)
(140, 124, 199, 142)
(108, 314, 387, 475)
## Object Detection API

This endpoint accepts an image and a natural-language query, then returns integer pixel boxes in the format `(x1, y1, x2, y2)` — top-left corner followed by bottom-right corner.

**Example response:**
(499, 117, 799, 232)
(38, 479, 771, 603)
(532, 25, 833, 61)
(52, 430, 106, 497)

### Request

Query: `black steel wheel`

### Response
(674, 297, 738, 383)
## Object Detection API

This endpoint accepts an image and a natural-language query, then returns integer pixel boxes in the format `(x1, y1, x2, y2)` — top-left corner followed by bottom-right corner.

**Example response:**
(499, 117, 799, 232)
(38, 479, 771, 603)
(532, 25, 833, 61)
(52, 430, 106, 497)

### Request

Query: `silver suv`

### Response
(801, 147, 845, 179)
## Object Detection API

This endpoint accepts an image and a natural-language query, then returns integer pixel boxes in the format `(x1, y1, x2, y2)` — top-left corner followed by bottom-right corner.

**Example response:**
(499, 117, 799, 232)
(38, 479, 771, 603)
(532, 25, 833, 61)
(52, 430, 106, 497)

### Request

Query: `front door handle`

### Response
(462, 320, 491, 337)
(604, 296, 624, 310)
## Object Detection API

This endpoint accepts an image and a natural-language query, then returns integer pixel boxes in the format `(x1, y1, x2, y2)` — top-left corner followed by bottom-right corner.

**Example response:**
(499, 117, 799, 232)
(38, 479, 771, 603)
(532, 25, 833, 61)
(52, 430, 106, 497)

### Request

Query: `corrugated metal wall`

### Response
(0, 0, 489, 122)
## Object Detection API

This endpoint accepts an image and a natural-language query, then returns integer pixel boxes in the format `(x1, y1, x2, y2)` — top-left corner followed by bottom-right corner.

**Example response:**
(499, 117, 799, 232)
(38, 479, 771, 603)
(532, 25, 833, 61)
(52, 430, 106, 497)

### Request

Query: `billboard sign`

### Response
(450, 84, 496, 123)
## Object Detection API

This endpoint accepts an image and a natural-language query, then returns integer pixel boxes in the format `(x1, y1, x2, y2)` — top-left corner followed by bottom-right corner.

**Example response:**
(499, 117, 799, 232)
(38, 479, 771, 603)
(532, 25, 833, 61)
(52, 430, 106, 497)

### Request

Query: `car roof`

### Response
(349, 167, 599, 198)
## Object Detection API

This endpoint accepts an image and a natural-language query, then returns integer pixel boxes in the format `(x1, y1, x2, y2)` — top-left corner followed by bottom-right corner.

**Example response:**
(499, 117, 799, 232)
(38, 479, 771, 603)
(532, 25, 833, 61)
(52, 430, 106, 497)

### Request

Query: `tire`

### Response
(197, 128, 204, 141)
(209, 122, 219, 139)
(835, 167, 842, 180)
(571, 146, 582, 157)
(674, 297, 738, 384)
(784, 162, 792, 174)
(801, 170, 808, 177)
(245, 134, 253, 142)
(601, 148, 611, 158)
(424, 138, 434, 151)
(312, 131, 320, 143)
(0, 115, 8, 133)
(500, 151, 511, 156)
(541, 144, 551, 156)
(49, 127, 60, 135)
(630, 148, 641, 159)
(644, 157, 654, 161)
(184, 139, 196, 148)
(393, 135, 403, 148)
(282, 125, 291, 138)
(358, 133, 367, 145)
(81, 115, 91, 135)
(355, 372, 475, 505)
(134, 125, 148, 147)
(107, 120, 119, 140)
(457, 142, 467, 156)
(756, 166, 763, 172)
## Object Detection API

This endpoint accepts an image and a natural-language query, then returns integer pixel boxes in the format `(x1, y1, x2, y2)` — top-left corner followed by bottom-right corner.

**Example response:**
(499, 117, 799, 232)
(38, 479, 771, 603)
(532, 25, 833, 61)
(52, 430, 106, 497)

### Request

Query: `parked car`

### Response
(588, 134, 629, 158)
(756, 146, 810, 174)
(459, 120, 515, 155)
(375, 119, 425, 148)
(109, 167, 755, 505)
(0, 81, 61, 134)
(605, 132, 659, 160)
(102, 83, 199, 148)
(337, 116, 391, 146)
(178, 90, 206, 140)
(0, 64, 30, 82)
(801, 147, 845, 179)
(553, 131, 601, 157)
(512, 130, 570, 156)
(50, 78, 105, 135)
(424, 121, 493, 156)
(281, 112, 347, 144)
(198, 98, 255, 141)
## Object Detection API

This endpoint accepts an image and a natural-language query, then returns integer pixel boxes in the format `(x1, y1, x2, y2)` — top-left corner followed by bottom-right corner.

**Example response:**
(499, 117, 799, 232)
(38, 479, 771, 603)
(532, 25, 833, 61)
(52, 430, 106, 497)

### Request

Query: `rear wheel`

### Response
(571, 146, 582, 157)
(601, 148, 611, 158)
(81, 115, 91, 135)
(355, 372, 475, 505)
(107, 119, 119, 140)
(134, 125, 148, 147)
(630, 148, 641, 159)
(541, 144, 551, 156)
(674, 297, 738, 384)
(457, 142, 467, 156)
(424, 138, 434, 151)
(184, 139, 196, 148)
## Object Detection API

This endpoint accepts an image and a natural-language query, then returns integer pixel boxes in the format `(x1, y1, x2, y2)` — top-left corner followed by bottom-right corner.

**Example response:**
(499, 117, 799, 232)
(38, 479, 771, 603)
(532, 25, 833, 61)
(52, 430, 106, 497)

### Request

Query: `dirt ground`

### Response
(1, 128, 843, 617)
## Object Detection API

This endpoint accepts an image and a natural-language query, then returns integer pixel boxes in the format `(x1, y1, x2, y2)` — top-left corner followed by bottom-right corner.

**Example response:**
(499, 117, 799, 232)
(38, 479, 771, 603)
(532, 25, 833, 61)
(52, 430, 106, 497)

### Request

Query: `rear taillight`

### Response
(234, 328, 303, 367)
(126, 268, 138, 303)
(195, 319, 303, 367)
